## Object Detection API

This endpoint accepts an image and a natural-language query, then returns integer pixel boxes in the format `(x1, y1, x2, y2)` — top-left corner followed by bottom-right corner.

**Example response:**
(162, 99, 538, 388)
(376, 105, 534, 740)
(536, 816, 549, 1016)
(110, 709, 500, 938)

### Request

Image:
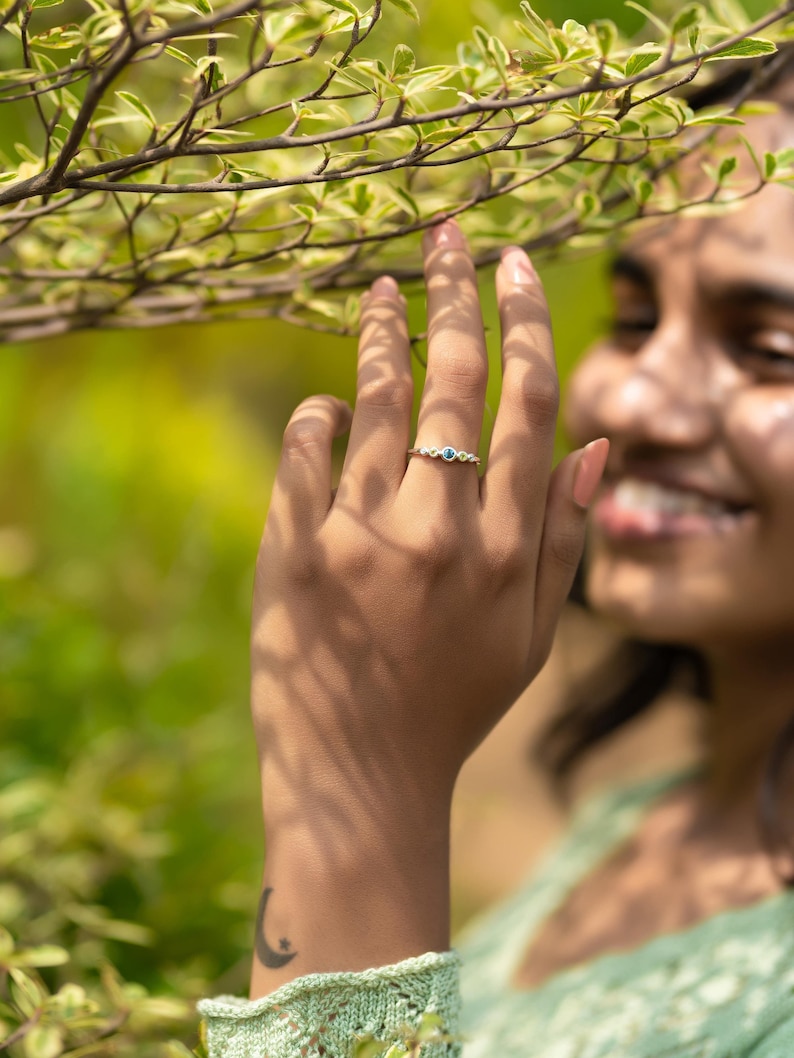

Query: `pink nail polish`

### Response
(432, 221, 466, 249)
(501, 246, 536, 286)
(572, 438, 610, 509)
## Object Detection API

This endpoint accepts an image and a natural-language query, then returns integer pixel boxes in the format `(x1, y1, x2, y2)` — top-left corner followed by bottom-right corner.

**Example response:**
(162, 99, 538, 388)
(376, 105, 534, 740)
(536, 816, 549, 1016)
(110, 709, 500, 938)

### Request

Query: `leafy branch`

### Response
(0, 0, 792, 341)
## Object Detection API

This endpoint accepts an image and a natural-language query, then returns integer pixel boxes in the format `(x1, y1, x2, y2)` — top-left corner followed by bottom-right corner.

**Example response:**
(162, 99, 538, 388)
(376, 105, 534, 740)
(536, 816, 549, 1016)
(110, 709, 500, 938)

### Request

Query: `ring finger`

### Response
(406, 220, 488, 502)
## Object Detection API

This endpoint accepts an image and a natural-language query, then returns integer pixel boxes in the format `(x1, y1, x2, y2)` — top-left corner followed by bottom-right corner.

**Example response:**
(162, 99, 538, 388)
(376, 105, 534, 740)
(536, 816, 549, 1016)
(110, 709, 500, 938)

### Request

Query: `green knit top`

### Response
(199, 773, 794, 1057)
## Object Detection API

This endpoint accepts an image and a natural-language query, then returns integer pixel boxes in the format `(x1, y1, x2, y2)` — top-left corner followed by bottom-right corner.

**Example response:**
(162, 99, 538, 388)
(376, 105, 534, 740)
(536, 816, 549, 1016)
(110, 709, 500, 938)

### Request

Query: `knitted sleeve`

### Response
(197, 950, 462, 1058)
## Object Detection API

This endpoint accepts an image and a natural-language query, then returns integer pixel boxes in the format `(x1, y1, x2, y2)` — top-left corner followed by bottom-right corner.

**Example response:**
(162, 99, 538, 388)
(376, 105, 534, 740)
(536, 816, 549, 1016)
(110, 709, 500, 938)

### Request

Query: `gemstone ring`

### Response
(407, 445, 481, 465)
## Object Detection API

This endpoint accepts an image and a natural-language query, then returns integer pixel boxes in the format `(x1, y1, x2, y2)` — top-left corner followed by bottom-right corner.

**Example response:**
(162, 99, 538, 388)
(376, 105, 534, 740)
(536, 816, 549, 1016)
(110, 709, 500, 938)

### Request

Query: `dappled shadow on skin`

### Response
(247, 262, 574, 973)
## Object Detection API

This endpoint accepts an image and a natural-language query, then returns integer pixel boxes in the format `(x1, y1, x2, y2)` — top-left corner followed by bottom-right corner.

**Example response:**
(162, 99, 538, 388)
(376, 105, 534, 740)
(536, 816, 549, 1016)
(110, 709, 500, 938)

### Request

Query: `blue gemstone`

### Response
(442, 447, 456, 461)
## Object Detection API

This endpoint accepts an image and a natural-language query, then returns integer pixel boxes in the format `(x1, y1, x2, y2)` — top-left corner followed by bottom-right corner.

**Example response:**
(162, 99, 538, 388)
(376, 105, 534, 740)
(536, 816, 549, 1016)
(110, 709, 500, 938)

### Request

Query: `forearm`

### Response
(250, 777, 453, 998)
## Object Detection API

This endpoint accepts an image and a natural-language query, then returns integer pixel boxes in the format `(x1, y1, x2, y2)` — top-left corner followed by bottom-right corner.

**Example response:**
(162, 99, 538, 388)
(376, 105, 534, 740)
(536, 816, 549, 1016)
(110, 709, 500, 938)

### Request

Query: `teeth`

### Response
(613, 478, 730, 518)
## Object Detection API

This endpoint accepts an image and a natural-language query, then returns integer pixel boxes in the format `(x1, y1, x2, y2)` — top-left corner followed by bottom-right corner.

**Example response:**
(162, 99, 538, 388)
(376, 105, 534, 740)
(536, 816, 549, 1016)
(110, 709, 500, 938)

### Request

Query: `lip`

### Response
(603, 465, 752, 509)
(592, 473, 755, 543)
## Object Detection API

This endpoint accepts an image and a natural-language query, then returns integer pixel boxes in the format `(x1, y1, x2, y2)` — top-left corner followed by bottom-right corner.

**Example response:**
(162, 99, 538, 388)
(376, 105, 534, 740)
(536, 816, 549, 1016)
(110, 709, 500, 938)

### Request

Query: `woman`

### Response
(198, 63, 794, 1058)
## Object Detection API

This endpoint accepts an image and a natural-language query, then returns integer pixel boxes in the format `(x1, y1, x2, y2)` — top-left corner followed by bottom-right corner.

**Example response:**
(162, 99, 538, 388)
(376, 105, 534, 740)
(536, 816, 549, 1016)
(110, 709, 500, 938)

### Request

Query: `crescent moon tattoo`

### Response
(255, 887, 298, 970)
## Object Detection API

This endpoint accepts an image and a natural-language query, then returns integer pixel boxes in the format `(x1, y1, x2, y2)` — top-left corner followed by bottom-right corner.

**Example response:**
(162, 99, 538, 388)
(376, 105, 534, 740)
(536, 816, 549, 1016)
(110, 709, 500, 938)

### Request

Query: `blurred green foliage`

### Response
(0, 0, 784, 1052)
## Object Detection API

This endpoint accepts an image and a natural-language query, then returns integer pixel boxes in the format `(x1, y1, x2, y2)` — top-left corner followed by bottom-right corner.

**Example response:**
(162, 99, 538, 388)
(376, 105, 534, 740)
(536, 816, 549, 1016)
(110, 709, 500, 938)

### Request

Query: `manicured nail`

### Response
(572, 438, 610, 509)
(430, 220, 465, 249)
(501, 245, 536, 286)
(371, 275, 400, 300)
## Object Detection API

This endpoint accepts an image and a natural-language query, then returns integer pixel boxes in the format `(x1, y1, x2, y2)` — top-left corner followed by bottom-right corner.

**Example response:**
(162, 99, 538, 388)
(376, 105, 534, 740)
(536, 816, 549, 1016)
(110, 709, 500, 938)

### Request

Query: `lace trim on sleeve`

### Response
(198, 950, 461, 1058)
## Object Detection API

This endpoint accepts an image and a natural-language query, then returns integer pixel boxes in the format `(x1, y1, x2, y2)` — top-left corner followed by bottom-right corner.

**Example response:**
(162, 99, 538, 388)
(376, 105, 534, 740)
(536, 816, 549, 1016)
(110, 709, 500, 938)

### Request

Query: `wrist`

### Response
(250, 794, 452, 996)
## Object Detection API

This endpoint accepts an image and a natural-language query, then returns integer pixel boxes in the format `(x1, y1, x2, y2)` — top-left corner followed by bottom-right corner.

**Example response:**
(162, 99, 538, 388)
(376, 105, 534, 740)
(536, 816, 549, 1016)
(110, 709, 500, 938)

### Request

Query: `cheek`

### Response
(563, 348, 617, 443)
(726, 390, 794, 495)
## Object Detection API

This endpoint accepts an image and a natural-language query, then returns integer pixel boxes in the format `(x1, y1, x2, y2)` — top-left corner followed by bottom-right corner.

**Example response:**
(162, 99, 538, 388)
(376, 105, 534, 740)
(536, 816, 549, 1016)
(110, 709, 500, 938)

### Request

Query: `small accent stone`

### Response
(442, 447, 456, 461)
(457, 451, 468, 462)
(429, 447, 439, 458)
(419, 447, 428, 455)
(468, 454, 477, 462)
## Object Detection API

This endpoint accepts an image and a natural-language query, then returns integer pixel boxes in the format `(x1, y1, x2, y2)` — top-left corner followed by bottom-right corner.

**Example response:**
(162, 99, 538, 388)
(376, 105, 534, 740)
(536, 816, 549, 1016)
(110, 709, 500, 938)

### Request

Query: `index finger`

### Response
(480, 247, 560, 547)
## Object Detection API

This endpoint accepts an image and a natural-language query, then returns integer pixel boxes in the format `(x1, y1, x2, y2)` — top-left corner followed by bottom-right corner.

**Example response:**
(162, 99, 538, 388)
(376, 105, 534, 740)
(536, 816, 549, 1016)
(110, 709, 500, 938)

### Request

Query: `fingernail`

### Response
(371, 275, 400, 300)
(501, 246, 536, 286)
(572, 438, 610, 509)
(430, 220, 465, 250)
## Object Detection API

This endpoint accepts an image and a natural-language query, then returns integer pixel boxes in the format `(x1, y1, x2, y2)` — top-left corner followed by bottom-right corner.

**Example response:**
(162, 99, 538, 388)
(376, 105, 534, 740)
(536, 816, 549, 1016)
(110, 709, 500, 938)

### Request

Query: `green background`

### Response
(0, 0, 775, 1011)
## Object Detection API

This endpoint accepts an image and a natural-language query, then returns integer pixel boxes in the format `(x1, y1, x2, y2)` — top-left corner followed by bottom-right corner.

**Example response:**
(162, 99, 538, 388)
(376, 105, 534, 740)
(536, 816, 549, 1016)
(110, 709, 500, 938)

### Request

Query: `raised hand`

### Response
(249, 220, 607, 994)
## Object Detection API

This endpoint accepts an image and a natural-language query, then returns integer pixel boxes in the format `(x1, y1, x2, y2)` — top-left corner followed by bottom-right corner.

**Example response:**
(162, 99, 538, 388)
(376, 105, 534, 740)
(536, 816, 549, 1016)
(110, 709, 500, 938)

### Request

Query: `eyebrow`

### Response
(609, 253, 652, 287)
(608, 253, 794, 313)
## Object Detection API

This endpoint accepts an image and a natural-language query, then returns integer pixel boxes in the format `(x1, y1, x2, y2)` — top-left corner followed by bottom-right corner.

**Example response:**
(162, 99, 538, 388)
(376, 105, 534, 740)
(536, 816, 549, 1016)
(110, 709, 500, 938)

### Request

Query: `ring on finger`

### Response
(408, 445, 481, 465)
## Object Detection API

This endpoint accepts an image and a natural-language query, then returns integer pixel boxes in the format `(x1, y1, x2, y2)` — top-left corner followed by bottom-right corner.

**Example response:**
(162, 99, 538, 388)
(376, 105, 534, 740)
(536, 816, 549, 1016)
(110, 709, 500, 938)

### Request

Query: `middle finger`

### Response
(407, 220, 488, 499)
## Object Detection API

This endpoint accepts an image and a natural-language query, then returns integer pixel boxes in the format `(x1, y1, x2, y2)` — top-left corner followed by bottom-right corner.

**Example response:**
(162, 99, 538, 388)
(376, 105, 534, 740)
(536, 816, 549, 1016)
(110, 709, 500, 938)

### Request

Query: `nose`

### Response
(567, 319, 721, 452)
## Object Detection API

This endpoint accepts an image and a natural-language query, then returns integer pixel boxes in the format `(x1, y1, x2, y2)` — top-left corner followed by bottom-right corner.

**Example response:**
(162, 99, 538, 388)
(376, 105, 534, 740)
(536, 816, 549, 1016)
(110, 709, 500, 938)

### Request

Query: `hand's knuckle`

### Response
(282, 418, 327, 454)
(508, 372, 560, 429)
(434, 348, 488, 395)
(357, 373, 413, 410)
(484, 534, 528, 579)
(548, 525, 584, 570)
(410, 524, 458, 574)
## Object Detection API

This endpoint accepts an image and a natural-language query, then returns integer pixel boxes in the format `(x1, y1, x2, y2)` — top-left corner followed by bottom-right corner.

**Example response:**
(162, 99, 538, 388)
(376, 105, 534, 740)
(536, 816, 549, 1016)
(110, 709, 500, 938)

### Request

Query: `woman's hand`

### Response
(249, 220, 607, 994)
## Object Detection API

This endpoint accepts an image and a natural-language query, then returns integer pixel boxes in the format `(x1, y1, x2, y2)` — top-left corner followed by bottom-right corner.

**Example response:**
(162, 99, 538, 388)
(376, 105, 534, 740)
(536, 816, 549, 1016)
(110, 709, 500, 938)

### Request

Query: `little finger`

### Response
(270, 395, 353, 538)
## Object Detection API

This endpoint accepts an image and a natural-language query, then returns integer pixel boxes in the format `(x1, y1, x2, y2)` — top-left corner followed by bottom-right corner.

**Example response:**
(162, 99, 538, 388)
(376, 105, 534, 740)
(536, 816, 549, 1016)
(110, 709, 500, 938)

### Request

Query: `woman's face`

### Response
(565, 111, 794, 653)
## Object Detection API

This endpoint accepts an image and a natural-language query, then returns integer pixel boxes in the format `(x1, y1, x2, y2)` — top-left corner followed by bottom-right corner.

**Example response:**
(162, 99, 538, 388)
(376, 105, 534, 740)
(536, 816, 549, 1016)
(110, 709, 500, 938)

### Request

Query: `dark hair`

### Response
(536, 49, 794, 877)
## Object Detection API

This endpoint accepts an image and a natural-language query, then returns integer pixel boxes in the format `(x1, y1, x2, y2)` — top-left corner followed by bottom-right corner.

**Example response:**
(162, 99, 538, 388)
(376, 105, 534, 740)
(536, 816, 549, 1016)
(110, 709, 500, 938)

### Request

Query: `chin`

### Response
(584, 554, 723, 648)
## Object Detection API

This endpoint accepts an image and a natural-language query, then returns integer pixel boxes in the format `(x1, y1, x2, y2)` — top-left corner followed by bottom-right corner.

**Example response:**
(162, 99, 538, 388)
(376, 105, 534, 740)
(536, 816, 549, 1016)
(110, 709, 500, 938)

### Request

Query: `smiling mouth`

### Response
(592, 477, 754, 541)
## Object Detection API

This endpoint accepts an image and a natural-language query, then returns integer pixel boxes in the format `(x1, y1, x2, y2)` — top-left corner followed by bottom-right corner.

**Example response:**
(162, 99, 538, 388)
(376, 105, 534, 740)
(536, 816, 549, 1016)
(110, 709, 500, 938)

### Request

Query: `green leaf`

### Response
(709, 37, 776, 60)
(322, 0, 359, 16)
(115, 91, 156, 128)
(391, 43, 415, 77)
(718, 155, 737, 182)
(633, 178, 653, 205)
(163, 1043, 197, 1058)
(24, 1025, 62, 1058)
(575, 190, 601, 220)
(291, 203, 316, 222)
(350, 183, 374, 215)
(672, 4, 702, 36)
(11, 946, 69, 968)
(385, 184, 419, 217)
(164, 45, 197, 67)
(764, 151, 778, 179)
(9, 969, 47, 1017)
(625, 47, 663, 78)
(382, 0, 419, 23)
(519, 0, 552, 44)
(591, 19, 617, 57)
(485, 34, 511, 76)
(353, 1039, 388, 1058)
(623, 2, 669, 37)
(31, 0, 65, 8)
(686, 107, 745, 127)
(0, 926, 13, 960)
(774, 147, 794, 170)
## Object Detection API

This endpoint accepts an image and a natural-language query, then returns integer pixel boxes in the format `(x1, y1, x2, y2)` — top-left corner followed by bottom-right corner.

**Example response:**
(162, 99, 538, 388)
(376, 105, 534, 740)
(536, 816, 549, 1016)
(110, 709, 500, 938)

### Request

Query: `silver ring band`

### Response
(408, 445, 481, 464)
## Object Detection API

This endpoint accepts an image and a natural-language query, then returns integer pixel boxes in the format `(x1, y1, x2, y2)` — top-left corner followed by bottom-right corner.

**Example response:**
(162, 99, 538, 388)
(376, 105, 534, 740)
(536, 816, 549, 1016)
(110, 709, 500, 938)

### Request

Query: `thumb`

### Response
(529, 438, 609, 671)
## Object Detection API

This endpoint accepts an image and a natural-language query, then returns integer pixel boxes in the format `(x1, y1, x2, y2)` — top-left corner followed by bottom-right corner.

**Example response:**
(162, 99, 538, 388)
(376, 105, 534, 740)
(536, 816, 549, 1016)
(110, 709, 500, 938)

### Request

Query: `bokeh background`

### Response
(0, 0, 771, 1021)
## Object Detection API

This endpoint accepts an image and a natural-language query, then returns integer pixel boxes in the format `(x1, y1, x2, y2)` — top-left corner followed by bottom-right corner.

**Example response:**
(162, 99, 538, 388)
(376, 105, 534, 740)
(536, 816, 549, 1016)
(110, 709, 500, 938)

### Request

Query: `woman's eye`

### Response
(738, 331, 794, 380)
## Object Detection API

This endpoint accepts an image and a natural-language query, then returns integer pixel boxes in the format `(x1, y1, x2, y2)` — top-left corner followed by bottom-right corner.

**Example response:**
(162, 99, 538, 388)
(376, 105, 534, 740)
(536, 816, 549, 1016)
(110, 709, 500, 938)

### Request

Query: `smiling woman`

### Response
(198, 54, 794, 1058)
